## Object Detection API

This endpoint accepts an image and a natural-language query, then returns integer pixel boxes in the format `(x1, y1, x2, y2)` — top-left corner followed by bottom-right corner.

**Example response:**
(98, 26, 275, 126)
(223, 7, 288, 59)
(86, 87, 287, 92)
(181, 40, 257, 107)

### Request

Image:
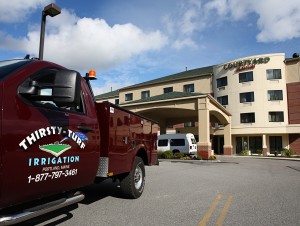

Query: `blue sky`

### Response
(1, 0, 300, 95)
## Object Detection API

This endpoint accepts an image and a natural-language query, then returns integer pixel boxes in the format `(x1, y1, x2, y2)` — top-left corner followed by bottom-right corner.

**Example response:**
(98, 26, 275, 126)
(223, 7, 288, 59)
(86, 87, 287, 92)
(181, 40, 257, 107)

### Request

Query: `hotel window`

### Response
(183, 84, 194, 93)
(239, 71, 253, 83)
(141, 90, 150, 99)
(217, 95, 228, 105)
(115, 99, 119, 105)
(269, 112, 284, 122)
(217, 77, 227, 88)
(268, 90, 283, 101)
(240, 92, 254, 103)
(125, 93, 133, 101)
(164, 87, 173, 93)
(266, 69, 281, 80)
(240, 112, 255, 123)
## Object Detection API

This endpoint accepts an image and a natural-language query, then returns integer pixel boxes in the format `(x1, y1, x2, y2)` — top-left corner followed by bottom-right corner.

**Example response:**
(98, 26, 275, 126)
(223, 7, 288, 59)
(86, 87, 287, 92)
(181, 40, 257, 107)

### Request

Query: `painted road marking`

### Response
(198, 194, 233, 226)
(216, 195, 233, 226)
(198, 194, 222, 226)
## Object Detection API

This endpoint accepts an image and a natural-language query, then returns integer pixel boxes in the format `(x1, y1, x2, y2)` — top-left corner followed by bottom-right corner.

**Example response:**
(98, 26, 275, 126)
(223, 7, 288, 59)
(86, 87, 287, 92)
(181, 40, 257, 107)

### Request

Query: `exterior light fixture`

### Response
(38, 3, 61, 60)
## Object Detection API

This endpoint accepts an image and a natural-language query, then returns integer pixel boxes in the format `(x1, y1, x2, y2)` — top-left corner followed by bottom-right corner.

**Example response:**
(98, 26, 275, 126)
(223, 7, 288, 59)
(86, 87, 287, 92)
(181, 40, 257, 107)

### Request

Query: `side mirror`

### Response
(18, 80, 39, 96)
(53, 70, 81, 107)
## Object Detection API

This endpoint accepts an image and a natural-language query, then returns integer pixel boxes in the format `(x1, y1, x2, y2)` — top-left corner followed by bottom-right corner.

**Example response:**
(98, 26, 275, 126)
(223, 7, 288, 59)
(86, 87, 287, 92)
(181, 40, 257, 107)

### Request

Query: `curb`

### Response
(158, 155, 300, 163)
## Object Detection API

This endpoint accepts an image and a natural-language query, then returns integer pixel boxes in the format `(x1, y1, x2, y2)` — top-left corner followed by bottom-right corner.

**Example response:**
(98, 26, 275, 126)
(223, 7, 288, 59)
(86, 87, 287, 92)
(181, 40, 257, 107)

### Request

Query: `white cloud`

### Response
(164, 0, 300, 45)
(254, 0, 300, 42)
(0, 0, 52, 23)
(162, 0, 204, 50)
(92, 76, 133, 96)
(0, 9, 168, 71)
(203, 0, 300, 42)
(172, 38, 198, 50)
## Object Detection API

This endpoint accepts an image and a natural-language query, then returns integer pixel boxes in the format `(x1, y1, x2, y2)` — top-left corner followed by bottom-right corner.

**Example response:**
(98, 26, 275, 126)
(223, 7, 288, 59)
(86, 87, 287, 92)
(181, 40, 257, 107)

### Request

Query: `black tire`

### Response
(120, 157, 145, 199)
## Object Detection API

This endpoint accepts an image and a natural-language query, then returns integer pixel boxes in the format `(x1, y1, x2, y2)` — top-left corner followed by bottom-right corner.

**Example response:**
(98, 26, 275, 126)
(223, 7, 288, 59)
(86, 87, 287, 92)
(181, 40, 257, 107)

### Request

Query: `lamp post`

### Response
(38, 3, 61, 60)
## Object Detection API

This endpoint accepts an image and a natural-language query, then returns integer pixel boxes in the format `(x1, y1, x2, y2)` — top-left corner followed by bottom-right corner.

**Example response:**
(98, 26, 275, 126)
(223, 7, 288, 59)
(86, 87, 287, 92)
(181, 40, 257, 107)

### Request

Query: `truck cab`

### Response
(0, 59, 100, 208)
(0, 59, 158, 224)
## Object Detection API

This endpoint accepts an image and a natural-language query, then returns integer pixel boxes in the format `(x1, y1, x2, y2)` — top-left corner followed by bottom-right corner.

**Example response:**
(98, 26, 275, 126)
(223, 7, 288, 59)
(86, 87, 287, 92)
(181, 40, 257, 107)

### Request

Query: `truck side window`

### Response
(19, 69, 85, 113)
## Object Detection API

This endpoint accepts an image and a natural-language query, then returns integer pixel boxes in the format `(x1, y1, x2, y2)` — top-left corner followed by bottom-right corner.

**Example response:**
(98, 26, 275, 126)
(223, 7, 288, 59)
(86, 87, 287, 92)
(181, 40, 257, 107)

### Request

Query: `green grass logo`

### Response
(39, 141, 71, 157)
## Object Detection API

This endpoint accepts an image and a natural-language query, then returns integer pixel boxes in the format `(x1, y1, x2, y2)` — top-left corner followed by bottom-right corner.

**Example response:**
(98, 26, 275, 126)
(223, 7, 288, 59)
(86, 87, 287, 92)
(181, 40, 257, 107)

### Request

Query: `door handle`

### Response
(77, 125, 93, 133)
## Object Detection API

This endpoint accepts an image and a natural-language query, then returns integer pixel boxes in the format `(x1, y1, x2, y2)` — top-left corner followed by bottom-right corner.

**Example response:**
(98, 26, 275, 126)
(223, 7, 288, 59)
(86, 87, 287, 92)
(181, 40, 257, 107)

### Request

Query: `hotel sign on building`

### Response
(223, 57, 270, 72)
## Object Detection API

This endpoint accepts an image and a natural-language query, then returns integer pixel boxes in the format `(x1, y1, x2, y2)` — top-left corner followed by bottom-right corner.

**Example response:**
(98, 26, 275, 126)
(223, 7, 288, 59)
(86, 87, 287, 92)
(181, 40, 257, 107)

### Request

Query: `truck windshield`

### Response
(0, 60, 31, 80)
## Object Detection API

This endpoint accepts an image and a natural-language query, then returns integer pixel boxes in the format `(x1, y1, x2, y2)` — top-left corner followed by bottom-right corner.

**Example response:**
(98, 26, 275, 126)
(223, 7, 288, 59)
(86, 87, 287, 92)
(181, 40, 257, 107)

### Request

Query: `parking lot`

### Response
(22, 157, 300, 226)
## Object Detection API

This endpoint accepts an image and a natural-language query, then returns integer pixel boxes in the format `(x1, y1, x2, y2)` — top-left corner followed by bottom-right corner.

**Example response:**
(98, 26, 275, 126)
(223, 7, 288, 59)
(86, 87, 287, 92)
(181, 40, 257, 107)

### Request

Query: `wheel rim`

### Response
(134, 165, 143, 189)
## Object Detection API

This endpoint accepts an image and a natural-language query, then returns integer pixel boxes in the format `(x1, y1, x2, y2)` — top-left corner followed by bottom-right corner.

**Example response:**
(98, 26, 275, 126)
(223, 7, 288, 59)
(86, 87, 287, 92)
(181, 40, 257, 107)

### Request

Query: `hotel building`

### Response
(96, 53, 300, 158)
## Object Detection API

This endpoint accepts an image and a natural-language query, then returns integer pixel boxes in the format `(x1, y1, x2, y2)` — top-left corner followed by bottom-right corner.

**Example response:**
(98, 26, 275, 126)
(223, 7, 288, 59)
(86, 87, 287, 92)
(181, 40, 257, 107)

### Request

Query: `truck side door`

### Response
(1, 66, 99, 208)
(108, 106, 132, 174)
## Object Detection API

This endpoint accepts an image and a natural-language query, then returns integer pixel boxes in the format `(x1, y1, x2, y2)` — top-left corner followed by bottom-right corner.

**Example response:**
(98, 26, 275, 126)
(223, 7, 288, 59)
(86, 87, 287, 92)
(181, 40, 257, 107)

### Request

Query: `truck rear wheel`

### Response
(120, 157, 145, 199)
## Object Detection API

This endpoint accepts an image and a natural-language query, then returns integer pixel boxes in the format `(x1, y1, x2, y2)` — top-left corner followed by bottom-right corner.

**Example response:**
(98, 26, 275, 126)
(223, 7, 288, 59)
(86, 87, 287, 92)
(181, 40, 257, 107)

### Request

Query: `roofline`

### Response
(95, 90, 120, 100)
(120, 71, 214, 91)
(284, 57, 300, 63)
(96, 93, 119, 99)
(120, 93, 206, 106)
(120, 93, 231, 116)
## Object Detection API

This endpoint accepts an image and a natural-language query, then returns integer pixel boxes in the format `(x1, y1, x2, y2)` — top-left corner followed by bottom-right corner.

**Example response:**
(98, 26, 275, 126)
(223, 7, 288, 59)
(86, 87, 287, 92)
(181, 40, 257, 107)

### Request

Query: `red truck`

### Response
(0, 58, 159, 225)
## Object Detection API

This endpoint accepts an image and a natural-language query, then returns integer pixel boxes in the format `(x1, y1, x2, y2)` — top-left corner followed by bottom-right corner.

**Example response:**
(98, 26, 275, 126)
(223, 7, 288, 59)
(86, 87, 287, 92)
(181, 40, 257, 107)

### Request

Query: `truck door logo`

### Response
(39, 142, 71, 157)
(19, 127, 89, 157)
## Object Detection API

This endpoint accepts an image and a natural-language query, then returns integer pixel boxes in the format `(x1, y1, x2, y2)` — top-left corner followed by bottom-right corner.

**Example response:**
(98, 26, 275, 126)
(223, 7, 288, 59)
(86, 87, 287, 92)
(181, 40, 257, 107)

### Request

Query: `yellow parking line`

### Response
(216, 195, 233, 226)
(198, 194, 222, 226)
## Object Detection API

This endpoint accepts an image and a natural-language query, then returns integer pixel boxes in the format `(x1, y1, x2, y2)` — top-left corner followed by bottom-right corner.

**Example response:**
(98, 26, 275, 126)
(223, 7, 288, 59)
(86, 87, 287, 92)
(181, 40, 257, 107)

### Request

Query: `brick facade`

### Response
(289, 134, 300, 155)
(287, 82, 300, 124)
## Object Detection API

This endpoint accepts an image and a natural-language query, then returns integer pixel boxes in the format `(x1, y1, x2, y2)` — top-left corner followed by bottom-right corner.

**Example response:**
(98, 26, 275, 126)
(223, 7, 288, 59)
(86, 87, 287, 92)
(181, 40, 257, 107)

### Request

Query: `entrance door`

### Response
(269, 136, 282, 154)
(236, 136, 248, 153)
(249, 136, 262, 154)
(212, 136, 224, 155)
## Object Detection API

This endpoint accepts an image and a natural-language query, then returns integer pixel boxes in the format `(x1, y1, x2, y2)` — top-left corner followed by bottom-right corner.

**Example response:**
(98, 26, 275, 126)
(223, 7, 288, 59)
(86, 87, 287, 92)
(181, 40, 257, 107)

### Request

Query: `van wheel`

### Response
(172, 150, 180, 155)
(120, 157, 145, 199)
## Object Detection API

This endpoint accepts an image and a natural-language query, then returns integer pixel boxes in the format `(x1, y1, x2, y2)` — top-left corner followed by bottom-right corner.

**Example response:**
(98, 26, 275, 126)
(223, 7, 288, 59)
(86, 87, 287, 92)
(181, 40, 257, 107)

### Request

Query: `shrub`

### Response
(158, 151, 203, 160)
(209, 155, 217, 160)
(158, 150, 174, 159)
(240, 150, 250, 156)
(174, 152, 184, 159)
(281, 148, 293, 157)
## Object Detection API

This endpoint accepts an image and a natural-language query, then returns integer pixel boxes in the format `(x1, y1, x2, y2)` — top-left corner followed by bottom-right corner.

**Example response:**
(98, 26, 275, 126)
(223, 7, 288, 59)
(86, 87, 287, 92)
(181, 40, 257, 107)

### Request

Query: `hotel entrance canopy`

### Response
(121, 91, 232, 159)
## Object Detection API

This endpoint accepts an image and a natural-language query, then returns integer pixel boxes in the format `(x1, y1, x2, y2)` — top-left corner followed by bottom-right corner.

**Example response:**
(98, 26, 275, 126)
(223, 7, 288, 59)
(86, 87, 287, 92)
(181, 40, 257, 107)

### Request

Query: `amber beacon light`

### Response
(86, 70, 97, 80)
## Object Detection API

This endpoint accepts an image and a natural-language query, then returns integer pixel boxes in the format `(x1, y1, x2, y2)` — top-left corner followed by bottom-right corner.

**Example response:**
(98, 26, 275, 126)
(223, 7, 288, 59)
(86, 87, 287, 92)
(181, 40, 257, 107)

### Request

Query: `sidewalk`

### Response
(158, 155, 300, 163)
(217, 155, 300, 161)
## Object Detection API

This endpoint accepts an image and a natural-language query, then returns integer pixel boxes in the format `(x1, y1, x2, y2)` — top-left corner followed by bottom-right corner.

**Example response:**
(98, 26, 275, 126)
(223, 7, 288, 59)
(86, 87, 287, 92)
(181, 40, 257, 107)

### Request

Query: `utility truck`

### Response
(0, 58, 159, 225)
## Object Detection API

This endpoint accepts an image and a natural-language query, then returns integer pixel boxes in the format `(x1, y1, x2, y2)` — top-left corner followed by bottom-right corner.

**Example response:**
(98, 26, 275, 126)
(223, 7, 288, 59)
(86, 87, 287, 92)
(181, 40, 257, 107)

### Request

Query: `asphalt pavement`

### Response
(20, 156, 300, 226)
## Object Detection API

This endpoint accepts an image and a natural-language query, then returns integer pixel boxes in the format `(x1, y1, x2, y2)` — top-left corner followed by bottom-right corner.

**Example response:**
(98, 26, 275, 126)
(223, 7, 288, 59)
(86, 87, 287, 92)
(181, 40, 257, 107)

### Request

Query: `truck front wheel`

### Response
(120, 157, 145, 199)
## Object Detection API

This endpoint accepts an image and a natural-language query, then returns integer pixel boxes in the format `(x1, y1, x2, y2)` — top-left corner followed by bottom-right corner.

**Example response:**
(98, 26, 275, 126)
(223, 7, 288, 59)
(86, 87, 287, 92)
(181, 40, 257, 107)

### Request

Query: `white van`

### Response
(157, 133, 197, 155)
